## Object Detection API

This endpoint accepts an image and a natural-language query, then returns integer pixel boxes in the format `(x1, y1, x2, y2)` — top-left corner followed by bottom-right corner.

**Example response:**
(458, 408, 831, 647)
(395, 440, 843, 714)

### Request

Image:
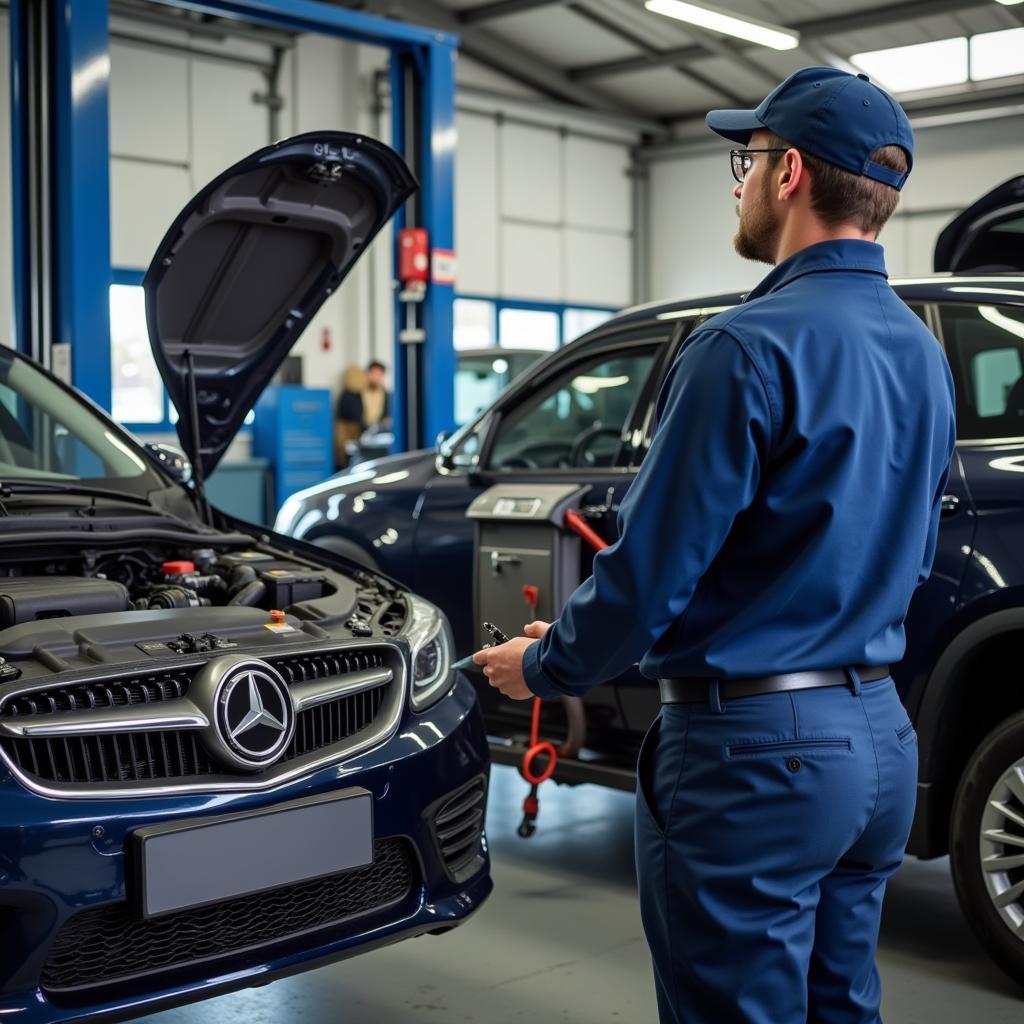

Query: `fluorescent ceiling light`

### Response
(970, 27, 1024, 81)
(994, 1, 1024, 6)
(643, 0, 799, 51)
(851, 37, 968, 93)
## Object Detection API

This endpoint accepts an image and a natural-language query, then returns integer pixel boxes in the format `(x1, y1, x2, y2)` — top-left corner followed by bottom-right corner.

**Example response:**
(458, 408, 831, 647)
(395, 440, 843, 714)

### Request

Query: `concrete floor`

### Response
(142, 765, 1023, 1024)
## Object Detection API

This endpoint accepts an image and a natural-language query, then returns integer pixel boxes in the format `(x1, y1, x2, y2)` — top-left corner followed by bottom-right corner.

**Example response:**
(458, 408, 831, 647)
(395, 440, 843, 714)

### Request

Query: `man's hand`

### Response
(472, 620, 552, 701)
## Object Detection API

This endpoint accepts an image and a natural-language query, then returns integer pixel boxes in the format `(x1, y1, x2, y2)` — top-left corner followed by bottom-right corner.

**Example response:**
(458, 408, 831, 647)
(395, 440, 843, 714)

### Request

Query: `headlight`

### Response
(405, 596, 454, 711)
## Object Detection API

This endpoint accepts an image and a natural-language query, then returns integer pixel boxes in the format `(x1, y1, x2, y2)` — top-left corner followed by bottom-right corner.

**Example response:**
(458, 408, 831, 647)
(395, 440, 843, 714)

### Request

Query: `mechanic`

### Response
(474, 67, 956, 1024)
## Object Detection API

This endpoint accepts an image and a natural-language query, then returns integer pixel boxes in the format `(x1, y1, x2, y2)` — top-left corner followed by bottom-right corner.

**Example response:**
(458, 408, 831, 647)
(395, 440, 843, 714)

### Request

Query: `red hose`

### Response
(521, 697, 559, 785)
(565, 508, 610, 551)
(517, 511, 609, 834)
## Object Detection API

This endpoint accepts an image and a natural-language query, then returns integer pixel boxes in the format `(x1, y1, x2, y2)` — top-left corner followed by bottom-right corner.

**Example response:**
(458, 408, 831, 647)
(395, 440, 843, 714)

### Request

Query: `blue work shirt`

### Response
(522, 239, 957, 698)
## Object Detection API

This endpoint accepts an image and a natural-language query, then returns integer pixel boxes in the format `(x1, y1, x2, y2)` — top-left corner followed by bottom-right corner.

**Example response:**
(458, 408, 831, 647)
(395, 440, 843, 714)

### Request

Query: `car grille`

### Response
(41, 838, 415, 997)
(430, 775, 487, 882)
(0, 648, 397, 788)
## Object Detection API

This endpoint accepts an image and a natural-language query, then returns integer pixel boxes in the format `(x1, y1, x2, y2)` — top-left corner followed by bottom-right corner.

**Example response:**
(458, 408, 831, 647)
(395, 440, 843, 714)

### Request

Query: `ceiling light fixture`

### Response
(644, 0, 800, 50)
(994, 1, 1024, 7)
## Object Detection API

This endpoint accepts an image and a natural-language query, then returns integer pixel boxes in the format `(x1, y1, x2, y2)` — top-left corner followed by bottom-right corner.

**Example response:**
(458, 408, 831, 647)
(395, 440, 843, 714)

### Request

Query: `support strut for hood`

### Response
(184, 350, 211, 526)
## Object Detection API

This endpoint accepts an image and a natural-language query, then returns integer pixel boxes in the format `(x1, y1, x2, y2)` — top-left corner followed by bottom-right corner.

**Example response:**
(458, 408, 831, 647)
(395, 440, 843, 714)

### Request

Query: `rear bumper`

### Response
(0, 677, 492, 1023)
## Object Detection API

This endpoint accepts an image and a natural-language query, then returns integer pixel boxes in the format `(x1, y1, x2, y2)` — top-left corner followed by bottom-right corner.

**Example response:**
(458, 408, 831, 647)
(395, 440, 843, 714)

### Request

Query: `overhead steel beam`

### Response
(566, 3, 749, 105)
(361, 0, 653, 116)
(569, 0, 994, 81)
(658, 75, 1024, 132)
(459, 0, 567, 25)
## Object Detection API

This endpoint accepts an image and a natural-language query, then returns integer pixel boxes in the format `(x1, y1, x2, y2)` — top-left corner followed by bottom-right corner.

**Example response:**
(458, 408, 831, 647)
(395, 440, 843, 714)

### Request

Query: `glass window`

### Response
(110, 284, 165, 424)
(488, 345, 658, 471)
(0, 349, 155, 486)
(499, 308, 559, 351)
(564, 308, 614, 344)
(454, 298, 496, 351)
(940, 303, 1024, 440)
(455, 354, 508, 426)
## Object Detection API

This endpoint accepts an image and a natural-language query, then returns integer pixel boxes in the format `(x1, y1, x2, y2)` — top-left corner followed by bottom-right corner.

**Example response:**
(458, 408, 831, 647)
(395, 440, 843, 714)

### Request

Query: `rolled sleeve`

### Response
(527, 328, 774, 698)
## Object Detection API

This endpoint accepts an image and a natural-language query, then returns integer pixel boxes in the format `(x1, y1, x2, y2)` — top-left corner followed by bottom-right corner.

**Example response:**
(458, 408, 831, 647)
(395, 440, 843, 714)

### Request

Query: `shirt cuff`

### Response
(521, 638, 566, 699)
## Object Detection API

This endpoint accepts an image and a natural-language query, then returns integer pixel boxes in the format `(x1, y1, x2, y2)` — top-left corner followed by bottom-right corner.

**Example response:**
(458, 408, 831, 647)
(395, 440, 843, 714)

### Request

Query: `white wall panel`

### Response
(456, 113, 500, 296)
(644, 115, 1024, 301)
(647, 150, 762, 302)
(109, 43, 188, 162)
(110, 159, 192, 269)
(501, 223, 562, 300)
(500, 123, 561, 224)
(189, 60, 267, 191)
(565, 136, 631, 232)
(564, 230, 632, 308)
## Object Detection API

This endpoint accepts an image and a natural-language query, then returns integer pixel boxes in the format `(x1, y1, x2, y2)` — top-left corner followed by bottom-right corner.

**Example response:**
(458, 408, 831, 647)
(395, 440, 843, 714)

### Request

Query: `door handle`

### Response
(941, 494, 961, 516)
(490, 550, 521, 575)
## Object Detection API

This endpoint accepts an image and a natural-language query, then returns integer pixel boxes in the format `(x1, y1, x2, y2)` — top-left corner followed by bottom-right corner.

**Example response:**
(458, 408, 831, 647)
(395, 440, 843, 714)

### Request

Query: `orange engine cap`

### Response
(161, 561, 196, 575)
(269, 609, 287, 623)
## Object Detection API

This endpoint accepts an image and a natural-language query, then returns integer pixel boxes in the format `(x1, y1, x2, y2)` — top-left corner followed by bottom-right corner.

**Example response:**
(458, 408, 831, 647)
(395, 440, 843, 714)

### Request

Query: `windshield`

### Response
(0, 350, 162, 495)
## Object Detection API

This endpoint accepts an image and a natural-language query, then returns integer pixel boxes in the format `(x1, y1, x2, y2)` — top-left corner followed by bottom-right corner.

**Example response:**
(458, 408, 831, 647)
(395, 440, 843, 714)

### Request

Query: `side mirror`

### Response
(146, 442, 192, 485)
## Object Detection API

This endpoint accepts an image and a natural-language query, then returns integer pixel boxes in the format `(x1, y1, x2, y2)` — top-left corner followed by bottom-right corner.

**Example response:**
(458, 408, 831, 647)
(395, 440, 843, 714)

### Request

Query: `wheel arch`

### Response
(911, 608, 1024, 856)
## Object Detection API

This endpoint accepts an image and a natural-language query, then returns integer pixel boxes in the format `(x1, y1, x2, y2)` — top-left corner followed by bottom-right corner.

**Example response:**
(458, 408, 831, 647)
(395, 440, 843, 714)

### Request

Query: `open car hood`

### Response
(933, 175, 1024, 273)
(144, 131, 417, 477)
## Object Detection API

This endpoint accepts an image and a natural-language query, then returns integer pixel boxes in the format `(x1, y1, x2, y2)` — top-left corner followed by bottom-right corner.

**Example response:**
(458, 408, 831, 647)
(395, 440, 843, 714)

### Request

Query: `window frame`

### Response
(456, 294, 620, 351)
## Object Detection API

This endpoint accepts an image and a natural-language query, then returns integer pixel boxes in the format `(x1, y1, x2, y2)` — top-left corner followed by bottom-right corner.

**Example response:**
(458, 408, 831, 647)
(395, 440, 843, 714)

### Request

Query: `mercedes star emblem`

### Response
(193, 656, 296, 771)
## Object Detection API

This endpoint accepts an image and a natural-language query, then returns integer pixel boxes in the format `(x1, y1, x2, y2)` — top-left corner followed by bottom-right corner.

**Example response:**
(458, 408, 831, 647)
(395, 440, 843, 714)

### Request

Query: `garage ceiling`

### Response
(114, 0, 1024, 130)
(355, 0, 1024, 126)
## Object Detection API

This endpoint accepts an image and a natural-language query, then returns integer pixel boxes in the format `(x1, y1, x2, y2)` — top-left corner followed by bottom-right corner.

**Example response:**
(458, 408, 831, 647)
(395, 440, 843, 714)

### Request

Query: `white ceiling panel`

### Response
(491, 7, 640, 66)
(600, 65, 722, 115)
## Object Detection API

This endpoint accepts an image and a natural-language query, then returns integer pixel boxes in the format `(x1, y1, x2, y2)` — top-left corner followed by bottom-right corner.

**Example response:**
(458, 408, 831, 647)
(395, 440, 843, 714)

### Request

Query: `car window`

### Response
(487, 345, 658, 471)
(939, 303, 1024, 440)
(453, 352, 542, 426)
(0, 352, 153, 484)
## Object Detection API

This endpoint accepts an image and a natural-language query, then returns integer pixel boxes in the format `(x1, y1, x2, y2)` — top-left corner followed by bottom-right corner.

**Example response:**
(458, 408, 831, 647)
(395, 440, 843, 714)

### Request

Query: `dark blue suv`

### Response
(0, 134, 491, 1022)
(277, 177, 1024, 989)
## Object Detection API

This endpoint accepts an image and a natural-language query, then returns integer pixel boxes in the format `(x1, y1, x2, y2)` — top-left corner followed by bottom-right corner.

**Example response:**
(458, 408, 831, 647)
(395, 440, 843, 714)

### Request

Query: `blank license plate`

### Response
(134, 788, 373, 918)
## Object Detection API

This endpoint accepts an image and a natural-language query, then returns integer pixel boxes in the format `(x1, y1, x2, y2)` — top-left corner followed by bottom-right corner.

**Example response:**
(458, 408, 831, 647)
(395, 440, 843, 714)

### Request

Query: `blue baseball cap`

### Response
(706, 67, 914, 191)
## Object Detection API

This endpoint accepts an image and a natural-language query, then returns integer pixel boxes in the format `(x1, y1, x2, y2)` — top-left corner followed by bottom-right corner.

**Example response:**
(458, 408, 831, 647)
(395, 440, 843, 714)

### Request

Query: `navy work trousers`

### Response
(635, 677, 917, 1024)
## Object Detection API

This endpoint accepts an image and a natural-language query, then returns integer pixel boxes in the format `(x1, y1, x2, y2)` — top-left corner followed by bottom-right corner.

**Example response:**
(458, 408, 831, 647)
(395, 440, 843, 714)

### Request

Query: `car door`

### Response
(413, 325, 679, 657)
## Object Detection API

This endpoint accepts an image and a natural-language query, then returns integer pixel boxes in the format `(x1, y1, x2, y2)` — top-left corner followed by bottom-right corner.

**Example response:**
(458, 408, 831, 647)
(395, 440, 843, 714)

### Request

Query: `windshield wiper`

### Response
(0, 480, 154, 511)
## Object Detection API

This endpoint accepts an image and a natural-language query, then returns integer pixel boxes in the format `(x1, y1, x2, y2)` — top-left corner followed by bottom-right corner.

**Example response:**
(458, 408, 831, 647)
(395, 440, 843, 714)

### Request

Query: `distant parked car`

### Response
(277, 178, 1024, 988)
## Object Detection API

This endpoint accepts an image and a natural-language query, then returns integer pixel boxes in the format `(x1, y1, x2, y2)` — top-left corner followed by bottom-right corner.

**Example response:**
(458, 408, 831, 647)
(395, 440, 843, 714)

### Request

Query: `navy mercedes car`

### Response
(0, 133, 491, 1022)
(276, 177, 1024, 988)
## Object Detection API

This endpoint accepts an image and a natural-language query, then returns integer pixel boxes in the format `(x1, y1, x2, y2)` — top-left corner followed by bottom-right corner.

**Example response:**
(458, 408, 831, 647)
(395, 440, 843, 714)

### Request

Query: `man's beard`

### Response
(733, 174, 778, 265)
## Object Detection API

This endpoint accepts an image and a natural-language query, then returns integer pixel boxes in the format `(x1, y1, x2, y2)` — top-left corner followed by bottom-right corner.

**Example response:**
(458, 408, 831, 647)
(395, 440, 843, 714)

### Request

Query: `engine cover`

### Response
(0, 577, 130, 628)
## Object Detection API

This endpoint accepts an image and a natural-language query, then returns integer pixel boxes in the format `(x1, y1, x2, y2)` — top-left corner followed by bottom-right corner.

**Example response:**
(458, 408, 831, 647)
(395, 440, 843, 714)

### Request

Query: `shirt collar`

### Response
(742, 239, 888, 303)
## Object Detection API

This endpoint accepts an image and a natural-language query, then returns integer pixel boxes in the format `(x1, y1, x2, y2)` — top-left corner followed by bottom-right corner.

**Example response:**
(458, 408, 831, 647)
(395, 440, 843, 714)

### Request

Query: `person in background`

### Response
(334, 361, 390, 471)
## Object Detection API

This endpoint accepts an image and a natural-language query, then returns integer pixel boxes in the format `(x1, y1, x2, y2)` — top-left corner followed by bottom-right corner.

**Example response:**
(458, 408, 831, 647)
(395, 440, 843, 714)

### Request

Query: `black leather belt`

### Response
(658, 665, 891, 704)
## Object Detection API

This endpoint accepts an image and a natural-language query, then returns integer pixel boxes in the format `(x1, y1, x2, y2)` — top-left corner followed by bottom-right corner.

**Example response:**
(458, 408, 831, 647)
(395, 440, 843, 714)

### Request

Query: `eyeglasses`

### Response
(730, 148, 788, 183)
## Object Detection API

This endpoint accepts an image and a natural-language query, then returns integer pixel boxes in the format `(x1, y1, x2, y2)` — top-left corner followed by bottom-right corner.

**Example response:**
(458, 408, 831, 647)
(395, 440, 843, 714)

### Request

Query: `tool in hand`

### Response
(452, 620, 514, 673)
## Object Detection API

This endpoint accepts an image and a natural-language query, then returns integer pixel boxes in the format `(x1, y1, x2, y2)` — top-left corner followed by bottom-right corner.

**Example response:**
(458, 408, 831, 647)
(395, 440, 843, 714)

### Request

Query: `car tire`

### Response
(950, 710, 1024, 990)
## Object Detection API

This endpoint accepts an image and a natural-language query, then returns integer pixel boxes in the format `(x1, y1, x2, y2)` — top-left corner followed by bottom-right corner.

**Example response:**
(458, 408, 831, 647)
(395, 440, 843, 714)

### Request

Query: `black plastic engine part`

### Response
(258, 568, 326, 608)
(227, 580, 267, 607)
(0, 577, 130, 628)
(143, 586, 205, 610)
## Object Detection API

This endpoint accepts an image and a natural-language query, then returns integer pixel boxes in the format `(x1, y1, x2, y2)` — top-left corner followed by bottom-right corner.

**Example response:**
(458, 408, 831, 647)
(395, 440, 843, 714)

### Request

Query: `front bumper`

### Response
(0, 676, 491, 1023)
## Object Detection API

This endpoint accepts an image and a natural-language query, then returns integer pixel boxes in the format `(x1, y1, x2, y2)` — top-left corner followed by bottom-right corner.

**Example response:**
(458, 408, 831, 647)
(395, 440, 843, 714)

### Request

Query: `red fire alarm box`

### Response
(398, 228, 429, 284)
